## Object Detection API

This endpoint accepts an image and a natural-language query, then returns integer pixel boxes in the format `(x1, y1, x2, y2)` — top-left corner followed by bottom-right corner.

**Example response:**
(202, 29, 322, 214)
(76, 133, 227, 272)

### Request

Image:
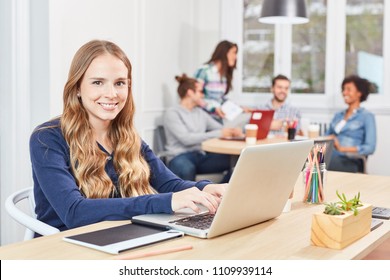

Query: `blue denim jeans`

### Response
(328, 154, 364, 173)
(168, 151, 231, 183)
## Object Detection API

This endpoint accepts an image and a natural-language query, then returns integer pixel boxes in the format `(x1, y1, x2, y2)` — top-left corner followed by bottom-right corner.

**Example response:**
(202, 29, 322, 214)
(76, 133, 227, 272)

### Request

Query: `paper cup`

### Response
(245, 124, 258, 145)
(308, 124, 320, 139)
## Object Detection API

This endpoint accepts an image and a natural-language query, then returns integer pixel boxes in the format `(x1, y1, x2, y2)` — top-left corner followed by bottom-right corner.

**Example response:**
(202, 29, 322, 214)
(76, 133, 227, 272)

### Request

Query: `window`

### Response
(243, 0, 274, 93)
(242, 0, 328, 95)
(291, 0, 327, 94)
(345, 0, 384, 94)
(222, 0, 389, 109)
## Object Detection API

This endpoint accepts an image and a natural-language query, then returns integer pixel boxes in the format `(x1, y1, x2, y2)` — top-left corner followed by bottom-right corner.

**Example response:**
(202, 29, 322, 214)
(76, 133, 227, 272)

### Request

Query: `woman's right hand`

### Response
(171, 187, 221, 214)
(215, 107, 225, 119)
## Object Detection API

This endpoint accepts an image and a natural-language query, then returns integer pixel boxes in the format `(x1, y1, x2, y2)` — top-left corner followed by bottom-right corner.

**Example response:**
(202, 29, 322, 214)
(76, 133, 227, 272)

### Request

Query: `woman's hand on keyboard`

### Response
(171, 187, 220, 214)
(203, 183, 227, 199)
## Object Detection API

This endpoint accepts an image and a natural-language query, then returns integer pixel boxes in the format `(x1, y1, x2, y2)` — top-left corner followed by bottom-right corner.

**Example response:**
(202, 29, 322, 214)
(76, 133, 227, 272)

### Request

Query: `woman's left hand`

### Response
(203, 183, 228, 198)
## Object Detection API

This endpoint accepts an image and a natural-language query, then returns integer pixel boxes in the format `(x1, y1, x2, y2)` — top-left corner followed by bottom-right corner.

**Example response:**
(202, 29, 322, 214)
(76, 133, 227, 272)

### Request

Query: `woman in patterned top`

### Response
(194, 40, 238, 122)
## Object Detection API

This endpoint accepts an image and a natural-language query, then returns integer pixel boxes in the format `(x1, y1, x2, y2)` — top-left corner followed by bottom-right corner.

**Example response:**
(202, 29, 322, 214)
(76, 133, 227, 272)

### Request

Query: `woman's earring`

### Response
(77, 93, 81, 98)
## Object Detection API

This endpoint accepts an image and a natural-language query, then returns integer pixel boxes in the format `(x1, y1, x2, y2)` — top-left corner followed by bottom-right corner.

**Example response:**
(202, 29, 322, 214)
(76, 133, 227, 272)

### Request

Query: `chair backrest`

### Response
(314, 138, 334, 168)
(5, 187, 59, 240)
(153, 125, 169, 164)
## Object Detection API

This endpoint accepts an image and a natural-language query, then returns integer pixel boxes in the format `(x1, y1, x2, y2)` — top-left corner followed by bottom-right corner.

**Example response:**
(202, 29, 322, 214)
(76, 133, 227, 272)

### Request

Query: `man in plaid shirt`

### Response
(263, 74, 302, 136)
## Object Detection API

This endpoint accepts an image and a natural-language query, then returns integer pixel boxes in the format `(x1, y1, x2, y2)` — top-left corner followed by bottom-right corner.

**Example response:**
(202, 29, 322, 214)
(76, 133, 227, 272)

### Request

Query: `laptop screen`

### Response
(249, 110, 275, 139)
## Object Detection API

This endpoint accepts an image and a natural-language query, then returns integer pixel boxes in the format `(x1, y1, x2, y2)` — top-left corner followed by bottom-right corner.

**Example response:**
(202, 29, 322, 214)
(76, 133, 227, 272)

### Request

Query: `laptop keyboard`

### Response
(372, 207, 390, 220)
(169, 213, 215, 230)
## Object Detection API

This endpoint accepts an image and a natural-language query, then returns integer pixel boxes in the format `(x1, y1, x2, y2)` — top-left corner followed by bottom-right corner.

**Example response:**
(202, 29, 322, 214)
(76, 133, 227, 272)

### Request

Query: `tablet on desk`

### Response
(63, 223, 184, 254)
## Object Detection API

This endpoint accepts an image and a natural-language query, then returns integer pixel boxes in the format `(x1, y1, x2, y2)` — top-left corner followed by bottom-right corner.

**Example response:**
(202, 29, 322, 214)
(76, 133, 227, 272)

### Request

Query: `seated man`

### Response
(260, 74, 302, 136)
(163, 74, 243, 183)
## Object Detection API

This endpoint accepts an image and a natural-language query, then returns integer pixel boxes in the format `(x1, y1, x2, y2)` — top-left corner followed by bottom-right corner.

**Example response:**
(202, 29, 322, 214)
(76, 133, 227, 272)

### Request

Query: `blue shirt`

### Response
(29, 119, 210, 231)
(326, 108, 376, 156)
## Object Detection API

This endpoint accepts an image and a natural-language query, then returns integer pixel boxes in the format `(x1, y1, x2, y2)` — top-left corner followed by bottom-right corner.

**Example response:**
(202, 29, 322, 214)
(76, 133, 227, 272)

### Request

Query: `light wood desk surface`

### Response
(1, 171, 389, 260)
(202, 136, 331, 155)
(201, 137, 287, 155)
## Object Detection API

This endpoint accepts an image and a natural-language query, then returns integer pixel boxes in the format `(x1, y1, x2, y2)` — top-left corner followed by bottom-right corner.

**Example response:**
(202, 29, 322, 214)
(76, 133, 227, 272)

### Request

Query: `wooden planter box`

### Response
(311, 203, 372, 249)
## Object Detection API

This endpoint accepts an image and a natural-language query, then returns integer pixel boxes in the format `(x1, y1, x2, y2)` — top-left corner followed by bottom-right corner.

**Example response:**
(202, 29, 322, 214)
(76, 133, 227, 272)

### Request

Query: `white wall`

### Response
(0, 0, 220, 245)
(47, 0, 220, 144)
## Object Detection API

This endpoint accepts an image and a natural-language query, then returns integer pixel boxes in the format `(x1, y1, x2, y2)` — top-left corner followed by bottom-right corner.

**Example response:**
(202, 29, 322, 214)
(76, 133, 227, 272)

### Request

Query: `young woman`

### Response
(30, 40, 225, 232)
(194, 40, 238, 121)
(326, 75, 376, 173)
(163, 74, 243, 182)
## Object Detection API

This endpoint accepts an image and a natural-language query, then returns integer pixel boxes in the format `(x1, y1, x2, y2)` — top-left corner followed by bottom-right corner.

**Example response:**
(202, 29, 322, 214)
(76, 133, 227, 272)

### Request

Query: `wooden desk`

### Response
(202, 136, 331, 156)
(201, 137, 287, 155)
(1, 172, 389, 260)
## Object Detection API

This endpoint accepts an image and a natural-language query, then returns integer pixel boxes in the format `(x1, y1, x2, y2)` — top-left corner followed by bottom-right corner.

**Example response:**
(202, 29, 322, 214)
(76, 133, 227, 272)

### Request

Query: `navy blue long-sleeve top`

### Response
(30, 119, 210, 232)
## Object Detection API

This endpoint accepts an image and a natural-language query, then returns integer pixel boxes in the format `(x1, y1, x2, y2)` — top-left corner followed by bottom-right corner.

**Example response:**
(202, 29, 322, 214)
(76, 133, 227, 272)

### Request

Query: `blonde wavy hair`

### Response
(61, 40, 155, 198)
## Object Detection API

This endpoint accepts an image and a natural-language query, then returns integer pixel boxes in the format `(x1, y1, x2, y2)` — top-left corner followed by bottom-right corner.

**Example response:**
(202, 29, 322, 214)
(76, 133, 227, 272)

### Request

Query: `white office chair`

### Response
(5, 187, 59, 240)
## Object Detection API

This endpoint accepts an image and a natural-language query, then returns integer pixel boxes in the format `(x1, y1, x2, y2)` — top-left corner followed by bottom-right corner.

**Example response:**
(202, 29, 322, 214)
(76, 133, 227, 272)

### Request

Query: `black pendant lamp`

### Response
(259, 0, 309, 24)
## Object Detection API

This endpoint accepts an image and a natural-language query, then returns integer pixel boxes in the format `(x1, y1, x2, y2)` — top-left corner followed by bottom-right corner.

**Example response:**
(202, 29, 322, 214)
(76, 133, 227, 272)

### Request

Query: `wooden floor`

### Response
(363, 237, 390, 260)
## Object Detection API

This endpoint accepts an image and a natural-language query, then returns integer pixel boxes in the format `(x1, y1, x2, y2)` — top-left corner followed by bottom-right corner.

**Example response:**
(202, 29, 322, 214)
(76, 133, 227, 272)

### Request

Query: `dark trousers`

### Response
(328, 154, 364, 173)
(168, 151, 231, 183)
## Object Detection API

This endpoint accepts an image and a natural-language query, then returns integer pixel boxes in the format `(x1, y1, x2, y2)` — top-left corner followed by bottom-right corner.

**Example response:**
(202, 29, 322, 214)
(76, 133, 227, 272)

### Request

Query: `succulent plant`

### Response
(336, 191, 363, 216)
(323, 202, 343, 215)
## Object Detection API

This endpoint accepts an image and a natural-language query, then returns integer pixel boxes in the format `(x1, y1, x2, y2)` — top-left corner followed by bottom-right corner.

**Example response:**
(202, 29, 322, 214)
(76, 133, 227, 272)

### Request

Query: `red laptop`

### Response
(249, 110, 275, 139)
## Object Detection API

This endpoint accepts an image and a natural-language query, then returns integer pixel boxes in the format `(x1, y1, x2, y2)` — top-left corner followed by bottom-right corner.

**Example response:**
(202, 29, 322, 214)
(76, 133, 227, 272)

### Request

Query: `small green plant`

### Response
(336, 191, 363, 216)
(323, 202, 343, 215)
(322, 191, 364, 216)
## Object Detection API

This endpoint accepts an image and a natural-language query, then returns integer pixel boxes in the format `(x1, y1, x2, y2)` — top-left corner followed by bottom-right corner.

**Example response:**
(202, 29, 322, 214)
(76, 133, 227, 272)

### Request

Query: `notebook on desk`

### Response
(63, 223, 184, 254)
(132, 140, 313, 239)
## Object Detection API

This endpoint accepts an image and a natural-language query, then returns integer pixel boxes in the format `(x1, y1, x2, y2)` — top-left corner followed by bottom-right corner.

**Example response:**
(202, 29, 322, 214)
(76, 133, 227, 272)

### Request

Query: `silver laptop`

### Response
(132, 140, 313, 238)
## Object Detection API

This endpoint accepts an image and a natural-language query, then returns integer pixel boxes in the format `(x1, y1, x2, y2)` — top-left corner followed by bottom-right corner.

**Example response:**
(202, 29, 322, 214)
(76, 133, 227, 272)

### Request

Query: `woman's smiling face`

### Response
(342, 82, 362, 105)
(78, 54, 129, 128)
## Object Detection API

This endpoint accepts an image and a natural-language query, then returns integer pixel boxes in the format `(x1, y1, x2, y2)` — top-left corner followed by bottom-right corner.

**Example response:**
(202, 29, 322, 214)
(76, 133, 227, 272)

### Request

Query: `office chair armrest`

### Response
(344, 153, 368, 174)
(345, 153, 368, 163)
(5, 191, 60, 236)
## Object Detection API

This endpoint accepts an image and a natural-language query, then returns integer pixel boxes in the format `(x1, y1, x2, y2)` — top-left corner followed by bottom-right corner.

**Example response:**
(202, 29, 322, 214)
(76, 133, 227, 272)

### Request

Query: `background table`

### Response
(201, 137, 287, 155)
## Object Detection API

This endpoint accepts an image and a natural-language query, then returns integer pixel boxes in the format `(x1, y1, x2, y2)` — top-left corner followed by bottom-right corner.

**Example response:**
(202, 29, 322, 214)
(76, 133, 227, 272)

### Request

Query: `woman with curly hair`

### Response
(326, 75, 376, 173)
(30, 40, 225, 233)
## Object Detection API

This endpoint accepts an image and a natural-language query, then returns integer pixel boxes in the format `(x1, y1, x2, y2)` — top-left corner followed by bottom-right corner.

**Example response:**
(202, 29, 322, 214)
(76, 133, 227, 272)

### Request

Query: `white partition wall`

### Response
(0, 0, 34, 246)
